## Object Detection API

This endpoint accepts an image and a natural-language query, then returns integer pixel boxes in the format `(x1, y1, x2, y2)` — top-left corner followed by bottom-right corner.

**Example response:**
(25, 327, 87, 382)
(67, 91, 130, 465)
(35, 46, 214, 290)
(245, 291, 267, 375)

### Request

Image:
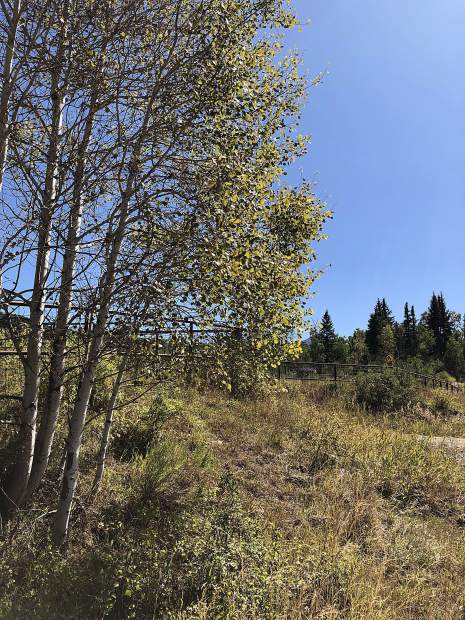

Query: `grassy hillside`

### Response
(1, 382, 465, 619)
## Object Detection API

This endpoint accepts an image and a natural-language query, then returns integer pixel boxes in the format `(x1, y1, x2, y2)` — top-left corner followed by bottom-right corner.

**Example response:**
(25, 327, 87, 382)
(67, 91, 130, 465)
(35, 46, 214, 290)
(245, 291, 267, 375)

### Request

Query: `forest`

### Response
(302, 293, 465, 382)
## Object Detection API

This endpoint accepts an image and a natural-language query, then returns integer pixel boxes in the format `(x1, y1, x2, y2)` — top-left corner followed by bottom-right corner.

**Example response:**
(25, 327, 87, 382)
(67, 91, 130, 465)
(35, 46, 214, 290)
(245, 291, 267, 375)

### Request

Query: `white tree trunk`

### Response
(53, 88, 156, 545)
(2, 6, 68, 513)
(26, 99, 97, 500)
(52, 222, 127, 545)
(91, 352, 128, 497)
(0, 0, 22, 191)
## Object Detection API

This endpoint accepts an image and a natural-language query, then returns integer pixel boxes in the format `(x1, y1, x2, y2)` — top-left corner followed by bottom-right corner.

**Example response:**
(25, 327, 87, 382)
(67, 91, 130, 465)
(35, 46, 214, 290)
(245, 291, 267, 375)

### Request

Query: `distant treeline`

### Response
(302, 293, 465, 381)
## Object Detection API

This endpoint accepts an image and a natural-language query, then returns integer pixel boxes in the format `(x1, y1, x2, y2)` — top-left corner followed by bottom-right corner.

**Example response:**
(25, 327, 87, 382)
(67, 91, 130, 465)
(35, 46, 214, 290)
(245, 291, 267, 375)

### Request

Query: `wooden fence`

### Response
(277, 362, 463, 393)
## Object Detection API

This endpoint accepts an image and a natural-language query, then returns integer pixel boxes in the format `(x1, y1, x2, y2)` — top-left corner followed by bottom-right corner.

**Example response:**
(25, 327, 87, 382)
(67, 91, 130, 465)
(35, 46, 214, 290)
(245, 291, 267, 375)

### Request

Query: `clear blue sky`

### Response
(285, 0, 465, 335)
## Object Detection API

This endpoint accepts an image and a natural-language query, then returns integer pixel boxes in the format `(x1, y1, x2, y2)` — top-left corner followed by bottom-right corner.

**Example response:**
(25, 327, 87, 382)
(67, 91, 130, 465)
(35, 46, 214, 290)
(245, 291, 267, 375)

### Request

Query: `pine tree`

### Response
(366, 299, 383, 357)
(410, 305, 418, 356)
(438, 293, 453, 356)
(319, 310, 336, 362)
(401, 302, 418, 358)
(403, 301, 411, 335)
(381, 298, 395, 327)
(400, 302, 411, 358)
(426, 293, 441, 356)
(366, 298, 395, 359)
(427, 292, 452, 357)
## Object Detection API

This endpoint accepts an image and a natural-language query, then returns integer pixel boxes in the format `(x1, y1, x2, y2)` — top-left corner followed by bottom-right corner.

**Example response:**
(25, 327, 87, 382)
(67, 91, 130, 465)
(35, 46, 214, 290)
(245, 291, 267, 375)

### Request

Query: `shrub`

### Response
(133, 438, 187, 501)
(293, 415, 345, 476)
(435, 370, 457, 384)
(112, 393, 181, 460)
(100, 470, 293, 619)
(354, 370, 418, 413)
(429, 389, 463, 416)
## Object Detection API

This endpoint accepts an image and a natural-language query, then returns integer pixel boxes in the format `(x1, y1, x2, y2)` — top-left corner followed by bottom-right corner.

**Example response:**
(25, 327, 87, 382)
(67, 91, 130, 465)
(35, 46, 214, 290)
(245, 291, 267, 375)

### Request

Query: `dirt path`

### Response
(418, 435, 465, 459)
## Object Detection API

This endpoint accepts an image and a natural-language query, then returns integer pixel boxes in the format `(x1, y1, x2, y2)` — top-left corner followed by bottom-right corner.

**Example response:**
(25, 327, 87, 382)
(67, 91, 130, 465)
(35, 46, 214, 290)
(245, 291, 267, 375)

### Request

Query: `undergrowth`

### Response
(1, 382, 465, 619)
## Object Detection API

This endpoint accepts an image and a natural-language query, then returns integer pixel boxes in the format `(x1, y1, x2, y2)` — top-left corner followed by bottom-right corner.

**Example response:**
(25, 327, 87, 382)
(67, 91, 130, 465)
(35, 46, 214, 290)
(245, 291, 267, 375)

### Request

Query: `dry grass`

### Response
(1, 382, 465, 618)
(177, 385, 465, 618)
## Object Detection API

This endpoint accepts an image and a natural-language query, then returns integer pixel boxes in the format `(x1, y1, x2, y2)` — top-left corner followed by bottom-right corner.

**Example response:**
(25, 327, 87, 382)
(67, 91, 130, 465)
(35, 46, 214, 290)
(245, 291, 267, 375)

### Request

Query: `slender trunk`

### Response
(52, 212, 128, 544)
(26, 99, 98, 500)
(53, 88, 157, 545)
(91, 352, 128, 497)
(0, 0, 22, 191)
(1, 9, 67, 516)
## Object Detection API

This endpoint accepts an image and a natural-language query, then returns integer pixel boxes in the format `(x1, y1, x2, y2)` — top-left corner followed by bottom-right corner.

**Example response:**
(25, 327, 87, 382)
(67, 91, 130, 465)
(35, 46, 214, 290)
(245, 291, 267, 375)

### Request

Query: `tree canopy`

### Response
(0, 0, 330, 543)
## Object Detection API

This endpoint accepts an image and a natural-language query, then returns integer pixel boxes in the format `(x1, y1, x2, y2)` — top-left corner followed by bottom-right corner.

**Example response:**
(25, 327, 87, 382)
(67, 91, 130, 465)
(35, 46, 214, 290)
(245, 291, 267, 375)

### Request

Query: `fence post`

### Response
(277, 364, 281, 380)
(333, 364, 337, 383)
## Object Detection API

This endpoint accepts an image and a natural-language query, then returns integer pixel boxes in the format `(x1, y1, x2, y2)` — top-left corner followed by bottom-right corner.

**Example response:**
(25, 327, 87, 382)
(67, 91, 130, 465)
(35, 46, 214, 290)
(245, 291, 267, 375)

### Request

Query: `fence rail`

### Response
(0, 312, 240, 405)
(277, 362, 463, 393)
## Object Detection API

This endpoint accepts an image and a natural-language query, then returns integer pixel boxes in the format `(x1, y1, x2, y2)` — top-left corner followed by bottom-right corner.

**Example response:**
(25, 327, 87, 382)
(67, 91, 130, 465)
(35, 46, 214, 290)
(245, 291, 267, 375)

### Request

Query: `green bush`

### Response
(112, 393, 181, 460)
(133, 438, 187, 501)
(435, 370, 457, 384)
(429, 389, 463, 416)
(0, 472, 292, 620)
(354, 370, 418, 413)
(129, 469, 304, 619)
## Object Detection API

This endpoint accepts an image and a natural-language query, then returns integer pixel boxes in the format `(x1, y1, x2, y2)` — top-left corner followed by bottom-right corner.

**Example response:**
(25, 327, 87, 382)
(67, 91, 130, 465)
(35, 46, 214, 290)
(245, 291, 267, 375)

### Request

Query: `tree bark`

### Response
(52, 210, 128, 544)
(1, 4, 68, 516)
(26, 96, 98, 500)
(0, 0, 22, 191)
(91, 352, 128, 497)
(53, 85, 157, 545)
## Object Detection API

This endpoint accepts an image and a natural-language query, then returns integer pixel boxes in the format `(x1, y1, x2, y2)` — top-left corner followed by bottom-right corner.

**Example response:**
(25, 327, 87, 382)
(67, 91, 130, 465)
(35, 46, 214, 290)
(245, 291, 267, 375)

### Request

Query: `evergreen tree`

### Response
(438, 293, 453, 354)
(402, 302, 411, 358)
(401, 302, 418, 358)
(426, 293, 440, 356)
(366, 299, 383, 357)
(319, 310, 336, 362)
(427, 292, 452, 357)
(410, 305, 418, 356)
(381, 298, 395, 327)
(365, 298, 395, 359)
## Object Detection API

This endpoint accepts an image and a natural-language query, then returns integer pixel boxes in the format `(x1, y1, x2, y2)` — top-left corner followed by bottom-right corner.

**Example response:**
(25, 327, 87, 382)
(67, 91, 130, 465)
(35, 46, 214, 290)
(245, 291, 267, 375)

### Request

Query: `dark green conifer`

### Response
(410, 305, 418, 356)
(319, 310, 336, 362)
(401, 302, 418, 358)
(366, 298, 395, 358)
(427, 292, 452, 357)
(381, 298, 395, 327)
(399, 302, 411, 358)
(366, 299, 382, 356)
